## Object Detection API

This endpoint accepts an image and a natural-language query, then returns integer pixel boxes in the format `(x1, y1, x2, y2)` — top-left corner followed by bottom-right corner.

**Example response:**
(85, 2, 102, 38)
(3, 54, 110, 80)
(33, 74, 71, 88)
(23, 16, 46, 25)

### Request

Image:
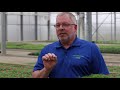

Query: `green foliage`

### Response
(6, 42, 45, 50)
(107, 66, 120, 78)
(98, 44, 120, 54)
(0, 63, 33, 78)
(28, 52, 40, 56)
(82, 74, 110, 78)
(95, 40, 120, 44)
(1, 42, 120, 55)
(82, 66, 120, 78)
(29, 44, 120, 56)
(0, 63, 120, 78)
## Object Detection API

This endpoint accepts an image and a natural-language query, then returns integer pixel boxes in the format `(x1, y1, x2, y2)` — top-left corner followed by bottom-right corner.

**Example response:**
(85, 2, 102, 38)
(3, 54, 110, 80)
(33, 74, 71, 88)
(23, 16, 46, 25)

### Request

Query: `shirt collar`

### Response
(55, 36, 81, 48)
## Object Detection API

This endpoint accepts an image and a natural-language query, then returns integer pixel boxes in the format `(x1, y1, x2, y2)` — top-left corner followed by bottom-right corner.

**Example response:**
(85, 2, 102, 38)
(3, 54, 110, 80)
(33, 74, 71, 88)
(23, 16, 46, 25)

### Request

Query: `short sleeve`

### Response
(33, 48, 46, 72)
(90, 43, 109, 74)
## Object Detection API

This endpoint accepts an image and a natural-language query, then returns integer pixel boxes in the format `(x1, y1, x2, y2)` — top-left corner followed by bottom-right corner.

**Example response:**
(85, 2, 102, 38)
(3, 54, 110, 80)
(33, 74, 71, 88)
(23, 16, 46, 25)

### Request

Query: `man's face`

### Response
(55, 15, 77, 42)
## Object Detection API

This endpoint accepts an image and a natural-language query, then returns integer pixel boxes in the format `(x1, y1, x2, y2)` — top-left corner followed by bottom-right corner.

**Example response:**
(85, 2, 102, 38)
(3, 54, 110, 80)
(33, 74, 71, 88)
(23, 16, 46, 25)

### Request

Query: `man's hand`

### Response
(42, 53, 57, 72)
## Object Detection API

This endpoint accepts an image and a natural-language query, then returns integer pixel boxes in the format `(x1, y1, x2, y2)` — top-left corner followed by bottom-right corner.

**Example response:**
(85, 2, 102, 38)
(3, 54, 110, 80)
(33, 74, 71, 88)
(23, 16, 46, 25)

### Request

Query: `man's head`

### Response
(54, 12, 77, 44)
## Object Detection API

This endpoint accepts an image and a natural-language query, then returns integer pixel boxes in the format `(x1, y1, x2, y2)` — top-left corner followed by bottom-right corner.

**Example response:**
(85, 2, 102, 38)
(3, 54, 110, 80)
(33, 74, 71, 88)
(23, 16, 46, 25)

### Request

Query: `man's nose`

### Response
(59, 24, 64, 29)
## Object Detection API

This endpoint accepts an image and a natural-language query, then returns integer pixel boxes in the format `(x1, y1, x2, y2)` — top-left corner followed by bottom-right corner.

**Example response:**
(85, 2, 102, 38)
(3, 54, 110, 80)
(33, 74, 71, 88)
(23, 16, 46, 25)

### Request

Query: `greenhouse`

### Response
(0, 12, 120, 78)
(1, 12, 120, 54)
(0, 12, 120, 42)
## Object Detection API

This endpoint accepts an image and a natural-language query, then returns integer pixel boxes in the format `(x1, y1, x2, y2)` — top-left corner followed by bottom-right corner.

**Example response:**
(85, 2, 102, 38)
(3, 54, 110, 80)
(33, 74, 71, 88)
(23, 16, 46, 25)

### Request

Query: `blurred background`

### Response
(0, 12, 119, 42)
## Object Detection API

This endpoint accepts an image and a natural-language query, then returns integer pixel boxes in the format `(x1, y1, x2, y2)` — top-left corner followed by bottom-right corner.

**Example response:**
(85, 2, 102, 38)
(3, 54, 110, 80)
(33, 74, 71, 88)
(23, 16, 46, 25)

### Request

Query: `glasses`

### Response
(54, 23, 76, 29)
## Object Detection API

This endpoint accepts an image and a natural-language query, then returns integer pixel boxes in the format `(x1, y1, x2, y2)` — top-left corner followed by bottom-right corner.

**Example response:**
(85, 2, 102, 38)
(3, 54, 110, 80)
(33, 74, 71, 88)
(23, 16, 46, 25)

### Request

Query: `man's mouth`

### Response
(59, 33, 67, 36)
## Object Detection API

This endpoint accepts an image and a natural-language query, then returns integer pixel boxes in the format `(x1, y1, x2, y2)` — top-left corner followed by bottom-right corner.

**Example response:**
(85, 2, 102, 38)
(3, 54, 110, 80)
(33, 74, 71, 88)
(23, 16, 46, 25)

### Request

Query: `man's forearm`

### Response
(32, 68, 51, 78)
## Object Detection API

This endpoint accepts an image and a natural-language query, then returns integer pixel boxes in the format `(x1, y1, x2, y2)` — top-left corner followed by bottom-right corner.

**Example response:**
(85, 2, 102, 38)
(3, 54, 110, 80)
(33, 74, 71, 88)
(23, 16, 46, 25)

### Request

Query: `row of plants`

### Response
(1, 42, 120, 55)
(0, 63, 33, 78)
(0, 42, 120, 78)
(0, 63, 119, 78)
(98, 44, 120, 54)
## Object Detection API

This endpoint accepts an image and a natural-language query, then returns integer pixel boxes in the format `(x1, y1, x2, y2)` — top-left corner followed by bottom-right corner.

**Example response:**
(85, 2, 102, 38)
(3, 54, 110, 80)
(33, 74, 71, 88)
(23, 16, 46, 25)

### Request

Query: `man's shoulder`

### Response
(78, 38, 93, 44)
(78, 38, 97, 47)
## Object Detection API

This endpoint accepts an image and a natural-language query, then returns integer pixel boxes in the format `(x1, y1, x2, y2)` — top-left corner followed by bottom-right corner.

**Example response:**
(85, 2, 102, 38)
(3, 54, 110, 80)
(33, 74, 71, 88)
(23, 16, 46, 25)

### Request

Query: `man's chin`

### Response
(59, 38, 68, 42)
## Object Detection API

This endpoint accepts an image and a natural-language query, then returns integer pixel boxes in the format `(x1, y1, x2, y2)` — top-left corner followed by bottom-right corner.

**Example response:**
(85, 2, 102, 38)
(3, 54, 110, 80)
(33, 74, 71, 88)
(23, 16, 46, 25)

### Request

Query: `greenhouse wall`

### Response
(0, 12, 120, 42)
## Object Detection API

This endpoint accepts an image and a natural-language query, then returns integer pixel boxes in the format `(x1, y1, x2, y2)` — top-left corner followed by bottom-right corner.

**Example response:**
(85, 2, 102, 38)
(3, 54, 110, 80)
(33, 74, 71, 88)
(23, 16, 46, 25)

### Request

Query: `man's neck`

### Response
(61, 36, 76, 49)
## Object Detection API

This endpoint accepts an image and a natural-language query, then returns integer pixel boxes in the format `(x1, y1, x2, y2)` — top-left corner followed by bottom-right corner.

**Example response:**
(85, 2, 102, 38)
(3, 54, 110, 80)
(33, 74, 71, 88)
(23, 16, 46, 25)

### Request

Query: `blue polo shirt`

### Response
(33, 37, 109, 78)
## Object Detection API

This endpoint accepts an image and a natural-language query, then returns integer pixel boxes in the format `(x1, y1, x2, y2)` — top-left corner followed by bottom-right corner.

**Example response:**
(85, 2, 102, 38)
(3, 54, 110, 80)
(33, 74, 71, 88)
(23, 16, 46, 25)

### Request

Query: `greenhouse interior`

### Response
(0, 12, 120, 42)
(0, 12, 120, 78)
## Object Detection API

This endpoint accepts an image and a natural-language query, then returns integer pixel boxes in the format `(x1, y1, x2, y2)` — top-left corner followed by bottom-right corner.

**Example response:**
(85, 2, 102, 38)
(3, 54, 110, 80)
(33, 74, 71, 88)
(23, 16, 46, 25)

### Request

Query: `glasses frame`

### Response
(54, 23, 76, 29)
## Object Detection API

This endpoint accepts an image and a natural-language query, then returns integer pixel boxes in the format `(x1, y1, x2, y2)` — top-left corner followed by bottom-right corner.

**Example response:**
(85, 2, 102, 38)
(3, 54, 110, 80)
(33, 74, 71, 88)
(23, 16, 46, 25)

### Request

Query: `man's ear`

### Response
(74, 25, 77, 31)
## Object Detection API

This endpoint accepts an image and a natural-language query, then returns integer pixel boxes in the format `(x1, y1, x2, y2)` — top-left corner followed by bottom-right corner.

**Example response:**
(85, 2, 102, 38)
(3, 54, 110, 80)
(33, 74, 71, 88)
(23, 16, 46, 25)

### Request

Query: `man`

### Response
(32, 12, 109, 78)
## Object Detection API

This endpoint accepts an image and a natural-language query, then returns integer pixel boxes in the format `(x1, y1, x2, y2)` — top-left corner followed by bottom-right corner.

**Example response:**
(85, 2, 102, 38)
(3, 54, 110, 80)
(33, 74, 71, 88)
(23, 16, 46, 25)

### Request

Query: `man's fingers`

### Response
(51, 53, 57, 58)
(42, 56, 48, 61)
(47, 53, 53, 57)
(42, 53, 57, 61)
